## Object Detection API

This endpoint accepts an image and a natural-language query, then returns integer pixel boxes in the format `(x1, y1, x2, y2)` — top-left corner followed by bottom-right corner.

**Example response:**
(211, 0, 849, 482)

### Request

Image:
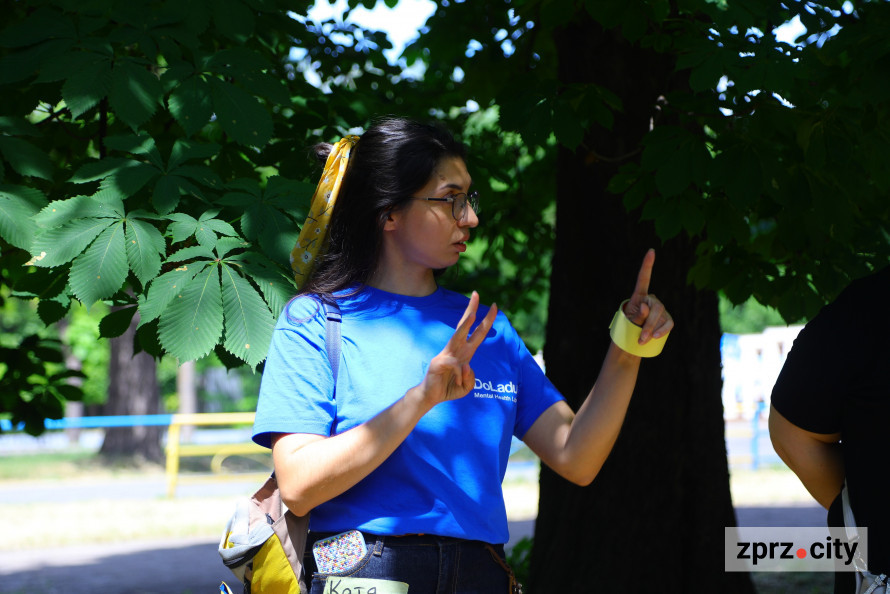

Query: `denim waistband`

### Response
(308, 531, 500, 550)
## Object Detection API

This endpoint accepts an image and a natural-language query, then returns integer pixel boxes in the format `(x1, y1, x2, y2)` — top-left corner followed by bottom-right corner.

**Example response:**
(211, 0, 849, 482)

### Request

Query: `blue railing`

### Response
(1, 414, 175, 432)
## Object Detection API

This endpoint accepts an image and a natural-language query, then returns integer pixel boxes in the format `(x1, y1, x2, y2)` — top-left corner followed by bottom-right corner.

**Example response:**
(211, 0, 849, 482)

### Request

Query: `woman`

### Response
(253, 117, 673, 593)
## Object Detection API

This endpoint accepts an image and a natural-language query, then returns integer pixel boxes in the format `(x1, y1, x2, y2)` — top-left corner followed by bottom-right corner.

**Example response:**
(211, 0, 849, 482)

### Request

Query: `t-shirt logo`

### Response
(473, 378, 518, 402)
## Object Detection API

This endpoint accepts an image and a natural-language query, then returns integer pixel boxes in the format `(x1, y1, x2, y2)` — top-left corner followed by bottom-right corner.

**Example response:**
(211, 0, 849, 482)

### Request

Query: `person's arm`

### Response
(523, 249, 673, 486)
(272, 389, 433, 516)
(768, 404, 843, 509)
(272, 291, 498, 517)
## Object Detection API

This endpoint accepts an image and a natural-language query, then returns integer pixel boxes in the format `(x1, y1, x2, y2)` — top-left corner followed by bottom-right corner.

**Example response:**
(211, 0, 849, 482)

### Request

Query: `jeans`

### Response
(305, 532, 512, 594)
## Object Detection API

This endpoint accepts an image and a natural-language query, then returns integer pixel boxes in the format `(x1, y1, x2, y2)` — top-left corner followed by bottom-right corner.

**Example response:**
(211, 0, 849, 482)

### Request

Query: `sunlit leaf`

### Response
(206, 218, 238, 237)
(220, 263, 274, 367)
(34, 195, 112, 228)
(125, 218, 165, 285)
(138, 263, 204, 325)
(215, 236, 249, 259)
(195, 221, 217, 247)
(30, 217, 114, 267)
(167, 212, 198, 242)
(158, 264, 223, 361)
(68, 222, 128, 304)
(166, 245, 215, 264)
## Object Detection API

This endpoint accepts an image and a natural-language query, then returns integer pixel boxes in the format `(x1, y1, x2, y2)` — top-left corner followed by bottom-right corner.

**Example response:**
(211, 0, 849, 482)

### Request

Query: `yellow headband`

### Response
(290, 135, 359, 287)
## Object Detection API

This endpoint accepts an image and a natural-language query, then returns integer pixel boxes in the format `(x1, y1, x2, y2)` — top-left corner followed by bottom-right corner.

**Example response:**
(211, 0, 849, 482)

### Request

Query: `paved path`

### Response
(1, 507, 823, 594)
(1, 523, 538, 594)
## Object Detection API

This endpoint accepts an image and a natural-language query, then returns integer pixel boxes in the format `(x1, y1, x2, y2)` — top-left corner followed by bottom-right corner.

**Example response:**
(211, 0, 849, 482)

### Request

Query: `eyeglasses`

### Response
(412, 191, 480, 221)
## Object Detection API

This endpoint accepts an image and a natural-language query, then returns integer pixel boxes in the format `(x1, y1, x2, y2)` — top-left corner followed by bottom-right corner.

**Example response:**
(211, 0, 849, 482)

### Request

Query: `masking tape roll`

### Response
(609, 299, 669, 358)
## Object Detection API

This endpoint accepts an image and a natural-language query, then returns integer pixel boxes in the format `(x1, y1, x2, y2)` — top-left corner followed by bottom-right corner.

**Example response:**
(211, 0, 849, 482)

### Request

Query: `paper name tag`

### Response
(323, 577, 409, 594)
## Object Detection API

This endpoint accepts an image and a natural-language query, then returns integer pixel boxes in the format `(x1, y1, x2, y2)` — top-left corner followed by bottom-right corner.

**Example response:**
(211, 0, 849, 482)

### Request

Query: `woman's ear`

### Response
(382, 208, 400, 231)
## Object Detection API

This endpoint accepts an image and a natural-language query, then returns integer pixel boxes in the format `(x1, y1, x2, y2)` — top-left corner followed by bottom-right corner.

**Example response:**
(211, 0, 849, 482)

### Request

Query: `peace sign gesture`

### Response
(622, 249, 674, 345)
(418, 291, 499, 405)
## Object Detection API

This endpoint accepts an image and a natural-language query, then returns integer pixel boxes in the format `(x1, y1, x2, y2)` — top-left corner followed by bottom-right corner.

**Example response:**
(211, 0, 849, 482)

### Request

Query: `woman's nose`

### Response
(460, 203, 479, 228)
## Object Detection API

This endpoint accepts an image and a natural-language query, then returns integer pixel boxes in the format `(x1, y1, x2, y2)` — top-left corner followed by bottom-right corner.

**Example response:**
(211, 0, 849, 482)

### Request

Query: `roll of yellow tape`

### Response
(609, 300, 669, 357)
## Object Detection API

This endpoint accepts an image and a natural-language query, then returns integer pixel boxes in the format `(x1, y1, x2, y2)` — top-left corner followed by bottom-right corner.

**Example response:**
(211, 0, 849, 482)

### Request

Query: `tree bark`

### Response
(527, 16, 753, 593)
(177, 360, 198, 442)
(99, 309, 163, 462)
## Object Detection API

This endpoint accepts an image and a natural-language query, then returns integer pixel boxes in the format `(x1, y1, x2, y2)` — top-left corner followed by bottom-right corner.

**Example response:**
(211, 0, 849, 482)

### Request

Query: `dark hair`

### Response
(299, 116, 467, 299)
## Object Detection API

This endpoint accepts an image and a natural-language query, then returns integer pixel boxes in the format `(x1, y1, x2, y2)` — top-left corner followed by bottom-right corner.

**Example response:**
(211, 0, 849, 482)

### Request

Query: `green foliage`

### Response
(506, 536, 533, 587)
(0, 0, 419, 427)
(438, 108, 556, 353)
(413, 0, 889, 324)
(719, 293, 793, 334)
(66, 303, 111, 406)
(0, 0, 414, 364)
(4, 0, 889, 431)
(600, 1, 890, 318)
(0, 335, 85, 435)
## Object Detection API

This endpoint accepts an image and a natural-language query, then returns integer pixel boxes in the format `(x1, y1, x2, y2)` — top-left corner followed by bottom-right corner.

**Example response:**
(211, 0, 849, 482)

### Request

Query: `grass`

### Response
(0, 449, 272, 550)
(0, 449, 164, 481)
(0, 448, 273, 481)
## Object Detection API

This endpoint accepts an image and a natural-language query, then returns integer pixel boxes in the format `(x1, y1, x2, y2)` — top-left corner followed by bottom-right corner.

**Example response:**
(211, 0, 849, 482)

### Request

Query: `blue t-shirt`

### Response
(253, 286, 564, 544)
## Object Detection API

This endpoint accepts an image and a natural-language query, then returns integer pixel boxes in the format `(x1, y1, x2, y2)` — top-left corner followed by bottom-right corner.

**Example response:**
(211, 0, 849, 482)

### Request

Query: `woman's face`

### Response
(383, 156, 478, 273)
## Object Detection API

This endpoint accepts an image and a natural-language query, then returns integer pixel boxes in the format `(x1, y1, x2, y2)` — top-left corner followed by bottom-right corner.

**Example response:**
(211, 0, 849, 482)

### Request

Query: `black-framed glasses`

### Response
(412, 191, 480, 221)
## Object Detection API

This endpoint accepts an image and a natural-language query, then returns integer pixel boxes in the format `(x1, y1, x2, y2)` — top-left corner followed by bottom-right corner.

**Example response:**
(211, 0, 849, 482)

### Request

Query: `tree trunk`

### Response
(58, 318, 84, 445)
(527, 17, 753, 593)
(177, 360, 198, 442)
(99, 309, 163, 462)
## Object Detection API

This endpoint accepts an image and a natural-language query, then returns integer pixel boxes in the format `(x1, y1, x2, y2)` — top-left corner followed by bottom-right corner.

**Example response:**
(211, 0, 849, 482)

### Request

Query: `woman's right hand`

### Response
(416, 291, 497, 406)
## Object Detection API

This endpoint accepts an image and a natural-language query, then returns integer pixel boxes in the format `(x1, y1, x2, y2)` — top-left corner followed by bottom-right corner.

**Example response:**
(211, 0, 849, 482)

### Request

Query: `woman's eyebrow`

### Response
(440, 180, 472, 192)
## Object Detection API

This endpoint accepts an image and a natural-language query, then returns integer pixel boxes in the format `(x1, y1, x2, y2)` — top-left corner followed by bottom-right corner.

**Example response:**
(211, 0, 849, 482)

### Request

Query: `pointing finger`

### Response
(632, 249, 655, 299)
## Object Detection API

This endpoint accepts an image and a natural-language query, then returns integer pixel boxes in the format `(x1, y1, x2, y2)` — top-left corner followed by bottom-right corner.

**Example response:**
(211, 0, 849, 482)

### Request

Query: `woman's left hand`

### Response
(622, 249, 674, 345)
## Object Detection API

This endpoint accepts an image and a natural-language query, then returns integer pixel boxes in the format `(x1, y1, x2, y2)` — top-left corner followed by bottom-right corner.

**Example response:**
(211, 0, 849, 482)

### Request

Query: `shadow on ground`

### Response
(2, 520, 539, 594)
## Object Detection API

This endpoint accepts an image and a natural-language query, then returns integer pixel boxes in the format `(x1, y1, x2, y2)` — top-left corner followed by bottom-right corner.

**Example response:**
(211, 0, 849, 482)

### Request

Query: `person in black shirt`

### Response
(770, 265, 890, 592)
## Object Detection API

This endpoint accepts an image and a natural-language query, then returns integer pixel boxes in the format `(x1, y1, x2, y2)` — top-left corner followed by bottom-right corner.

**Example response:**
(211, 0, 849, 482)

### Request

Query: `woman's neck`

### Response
(367, 265, 438, 297)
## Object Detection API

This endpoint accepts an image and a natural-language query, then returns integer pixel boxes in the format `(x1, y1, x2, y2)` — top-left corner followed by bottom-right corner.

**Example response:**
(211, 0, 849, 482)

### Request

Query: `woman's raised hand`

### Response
(419, 291, 498, 405)
(622, 249, 674, 345)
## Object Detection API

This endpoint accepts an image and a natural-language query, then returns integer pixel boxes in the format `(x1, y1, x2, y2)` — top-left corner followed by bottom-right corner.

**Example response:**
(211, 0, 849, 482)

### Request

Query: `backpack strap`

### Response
(322, 300, 342, 384)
